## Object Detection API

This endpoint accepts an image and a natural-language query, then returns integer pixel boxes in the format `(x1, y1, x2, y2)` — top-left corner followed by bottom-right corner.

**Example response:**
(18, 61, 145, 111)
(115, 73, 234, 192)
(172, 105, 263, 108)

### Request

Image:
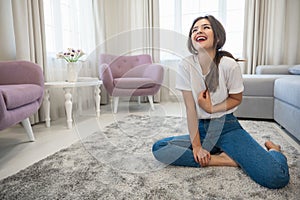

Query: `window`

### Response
(159, 0, 245, 60)
(43, 0, 96, 82)
(43, 0, 95, 55)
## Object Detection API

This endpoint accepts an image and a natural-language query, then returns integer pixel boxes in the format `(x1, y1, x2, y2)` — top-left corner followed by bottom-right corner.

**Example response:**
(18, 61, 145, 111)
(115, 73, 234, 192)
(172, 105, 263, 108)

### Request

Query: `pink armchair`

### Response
(0, 61, 44, 141)
(99, 54, 164, 113)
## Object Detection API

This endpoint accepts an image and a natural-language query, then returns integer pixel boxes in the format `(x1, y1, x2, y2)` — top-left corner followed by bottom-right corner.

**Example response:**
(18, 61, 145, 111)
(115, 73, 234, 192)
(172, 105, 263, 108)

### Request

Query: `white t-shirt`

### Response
(176, 55, 244, 119)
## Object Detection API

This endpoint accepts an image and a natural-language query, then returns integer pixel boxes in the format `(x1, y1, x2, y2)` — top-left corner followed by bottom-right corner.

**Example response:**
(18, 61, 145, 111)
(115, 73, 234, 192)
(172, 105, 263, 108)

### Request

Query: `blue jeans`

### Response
(152, 114, 290, 189)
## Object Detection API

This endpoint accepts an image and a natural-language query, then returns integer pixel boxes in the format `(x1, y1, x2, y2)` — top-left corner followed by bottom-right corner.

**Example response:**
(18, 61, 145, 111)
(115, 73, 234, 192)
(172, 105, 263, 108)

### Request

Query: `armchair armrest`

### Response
(256, 65, 292, 75)
(143, 64, 164, 85)
(99, 63, 114, 95)
(0, 60, 44, 87)
(0, 91, 5, 119)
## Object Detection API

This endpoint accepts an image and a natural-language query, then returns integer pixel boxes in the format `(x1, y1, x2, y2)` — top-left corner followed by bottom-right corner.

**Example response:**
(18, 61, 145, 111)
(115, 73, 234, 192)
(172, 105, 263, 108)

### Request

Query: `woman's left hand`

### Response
(198, 89, 213, 113)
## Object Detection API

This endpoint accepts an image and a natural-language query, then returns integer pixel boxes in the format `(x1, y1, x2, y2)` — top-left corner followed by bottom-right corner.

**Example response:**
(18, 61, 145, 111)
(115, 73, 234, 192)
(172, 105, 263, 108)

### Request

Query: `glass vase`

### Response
(67, 62, 81, 82)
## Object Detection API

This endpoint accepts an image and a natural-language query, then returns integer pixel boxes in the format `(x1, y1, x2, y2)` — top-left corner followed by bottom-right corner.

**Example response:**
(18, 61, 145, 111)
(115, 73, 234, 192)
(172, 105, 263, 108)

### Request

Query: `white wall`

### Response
(0, 0, 16, 60)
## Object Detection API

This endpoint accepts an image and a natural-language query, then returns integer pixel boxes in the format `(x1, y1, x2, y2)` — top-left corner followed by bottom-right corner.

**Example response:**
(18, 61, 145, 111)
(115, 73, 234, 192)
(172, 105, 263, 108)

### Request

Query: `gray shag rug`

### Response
(0, 115, 300, 200)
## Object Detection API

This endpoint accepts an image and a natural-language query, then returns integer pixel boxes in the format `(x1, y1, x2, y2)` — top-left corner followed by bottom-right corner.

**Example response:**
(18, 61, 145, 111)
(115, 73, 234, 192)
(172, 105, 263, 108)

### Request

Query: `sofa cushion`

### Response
(274, 77, 300, 109)
(0, 84, 43, 110)
(242, 75, 291, 97)
(288, 65, 300, 75)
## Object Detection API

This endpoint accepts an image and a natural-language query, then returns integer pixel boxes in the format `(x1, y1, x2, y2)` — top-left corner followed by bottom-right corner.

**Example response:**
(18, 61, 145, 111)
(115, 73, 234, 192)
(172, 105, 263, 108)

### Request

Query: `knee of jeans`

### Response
(152, 142, 159, 152)
(152, 140, 165, 152)
(152, 142, 165, 162)
(260, 169, 290, 189)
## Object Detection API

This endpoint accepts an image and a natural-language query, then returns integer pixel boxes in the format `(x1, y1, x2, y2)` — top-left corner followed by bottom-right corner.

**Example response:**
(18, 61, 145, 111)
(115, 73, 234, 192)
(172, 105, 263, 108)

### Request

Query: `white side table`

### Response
(44, 78, 103, 129)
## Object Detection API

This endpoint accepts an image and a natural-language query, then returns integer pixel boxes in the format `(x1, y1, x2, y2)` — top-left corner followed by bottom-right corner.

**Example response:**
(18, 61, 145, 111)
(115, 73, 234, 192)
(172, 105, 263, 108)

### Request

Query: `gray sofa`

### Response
(234, 65, 300, 142)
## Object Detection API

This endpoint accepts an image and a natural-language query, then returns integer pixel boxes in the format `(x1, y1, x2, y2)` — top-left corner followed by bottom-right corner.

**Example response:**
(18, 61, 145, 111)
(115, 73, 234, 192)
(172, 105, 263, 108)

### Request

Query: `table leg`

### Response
(44, 89, 51, 127)
(64, 88, 73, 129)
(78, 88, 82, 115)
(94, 85, 101, 117)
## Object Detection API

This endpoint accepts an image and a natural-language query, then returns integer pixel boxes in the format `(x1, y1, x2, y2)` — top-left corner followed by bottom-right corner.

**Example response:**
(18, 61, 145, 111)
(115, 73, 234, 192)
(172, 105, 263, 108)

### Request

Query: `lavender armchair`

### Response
(99, 54, 164, 113)
(0, 61, 44, 141)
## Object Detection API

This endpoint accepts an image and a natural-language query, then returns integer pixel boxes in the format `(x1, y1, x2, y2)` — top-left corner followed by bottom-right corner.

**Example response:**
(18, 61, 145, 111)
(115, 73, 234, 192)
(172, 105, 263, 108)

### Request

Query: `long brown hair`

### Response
(187, 15, 240, 92)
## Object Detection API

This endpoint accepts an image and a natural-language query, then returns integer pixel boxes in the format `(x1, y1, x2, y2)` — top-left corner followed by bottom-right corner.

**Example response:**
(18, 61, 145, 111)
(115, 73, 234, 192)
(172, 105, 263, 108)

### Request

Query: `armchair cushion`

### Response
(0, 84, 44, 110)
(114, 78, 156, 89)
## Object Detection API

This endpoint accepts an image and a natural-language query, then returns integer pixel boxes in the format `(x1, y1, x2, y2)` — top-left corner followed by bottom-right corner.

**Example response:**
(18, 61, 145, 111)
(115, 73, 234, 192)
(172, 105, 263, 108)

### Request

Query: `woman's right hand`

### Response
(193, 146, 211, 167)
(198, 89, 213, 113)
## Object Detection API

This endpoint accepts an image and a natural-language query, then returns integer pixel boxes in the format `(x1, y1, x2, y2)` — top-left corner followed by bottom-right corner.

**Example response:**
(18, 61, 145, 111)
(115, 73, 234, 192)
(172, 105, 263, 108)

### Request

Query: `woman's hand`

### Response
(198, 89, 213, 113)
(193, 146, 211, 167)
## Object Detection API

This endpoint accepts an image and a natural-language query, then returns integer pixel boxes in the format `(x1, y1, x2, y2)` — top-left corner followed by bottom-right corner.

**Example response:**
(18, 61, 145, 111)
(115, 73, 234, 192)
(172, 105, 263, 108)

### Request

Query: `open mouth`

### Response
(195, 36, 207, 42)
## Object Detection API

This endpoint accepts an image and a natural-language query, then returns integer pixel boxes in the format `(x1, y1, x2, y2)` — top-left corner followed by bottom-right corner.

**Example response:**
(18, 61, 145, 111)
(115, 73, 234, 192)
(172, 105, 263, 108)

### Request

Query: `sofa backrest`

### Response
(256, 65, 292, 75)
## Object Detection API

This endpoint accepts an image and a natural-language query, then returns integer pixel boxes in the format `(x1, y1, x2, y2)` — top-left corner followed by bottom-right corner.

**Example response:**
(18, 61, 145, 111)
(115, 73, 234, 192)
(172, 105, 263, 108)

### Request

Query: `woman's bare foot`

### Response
(209, 152, 239, 167)
(265, 140, 281, 151)
(219, 152, 239, 167)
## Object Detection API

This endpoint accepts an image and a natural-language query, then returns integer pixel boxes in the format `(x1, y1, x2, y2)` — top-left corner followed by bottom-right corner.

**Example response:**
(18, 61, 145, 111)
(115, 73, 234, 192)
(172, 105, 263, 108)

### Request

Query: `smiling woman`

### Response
(152, 14, 290, 190)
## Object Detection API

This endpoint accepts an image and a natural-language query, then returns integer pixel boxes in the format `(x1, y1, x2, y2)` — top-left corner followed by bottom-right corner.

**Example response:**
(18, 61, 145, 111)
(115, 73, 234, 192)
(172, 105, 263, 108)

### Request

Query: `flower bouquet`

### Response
(56, 48, 85, 62)
(57, 48, 85, 82)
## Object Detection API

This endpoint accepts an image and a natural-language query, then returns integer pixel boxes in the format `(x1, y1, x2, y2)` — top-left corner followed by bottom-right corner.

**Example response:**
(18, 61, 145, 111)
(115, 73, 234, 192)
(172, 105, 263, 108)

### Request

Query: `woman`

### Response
(152, 15, 290, 189)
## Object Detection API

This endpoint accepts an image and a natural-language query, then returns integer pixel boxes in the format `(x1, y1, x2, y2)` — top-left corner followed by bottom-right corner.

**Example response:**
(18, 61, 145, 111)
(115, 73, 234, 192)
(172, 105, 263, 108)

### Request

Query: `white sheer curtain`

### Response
(43, 0, 98, 119)
(243, 0, 300, 74)
(44, 0, 97, 81)
(11, 0, 47, 124)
